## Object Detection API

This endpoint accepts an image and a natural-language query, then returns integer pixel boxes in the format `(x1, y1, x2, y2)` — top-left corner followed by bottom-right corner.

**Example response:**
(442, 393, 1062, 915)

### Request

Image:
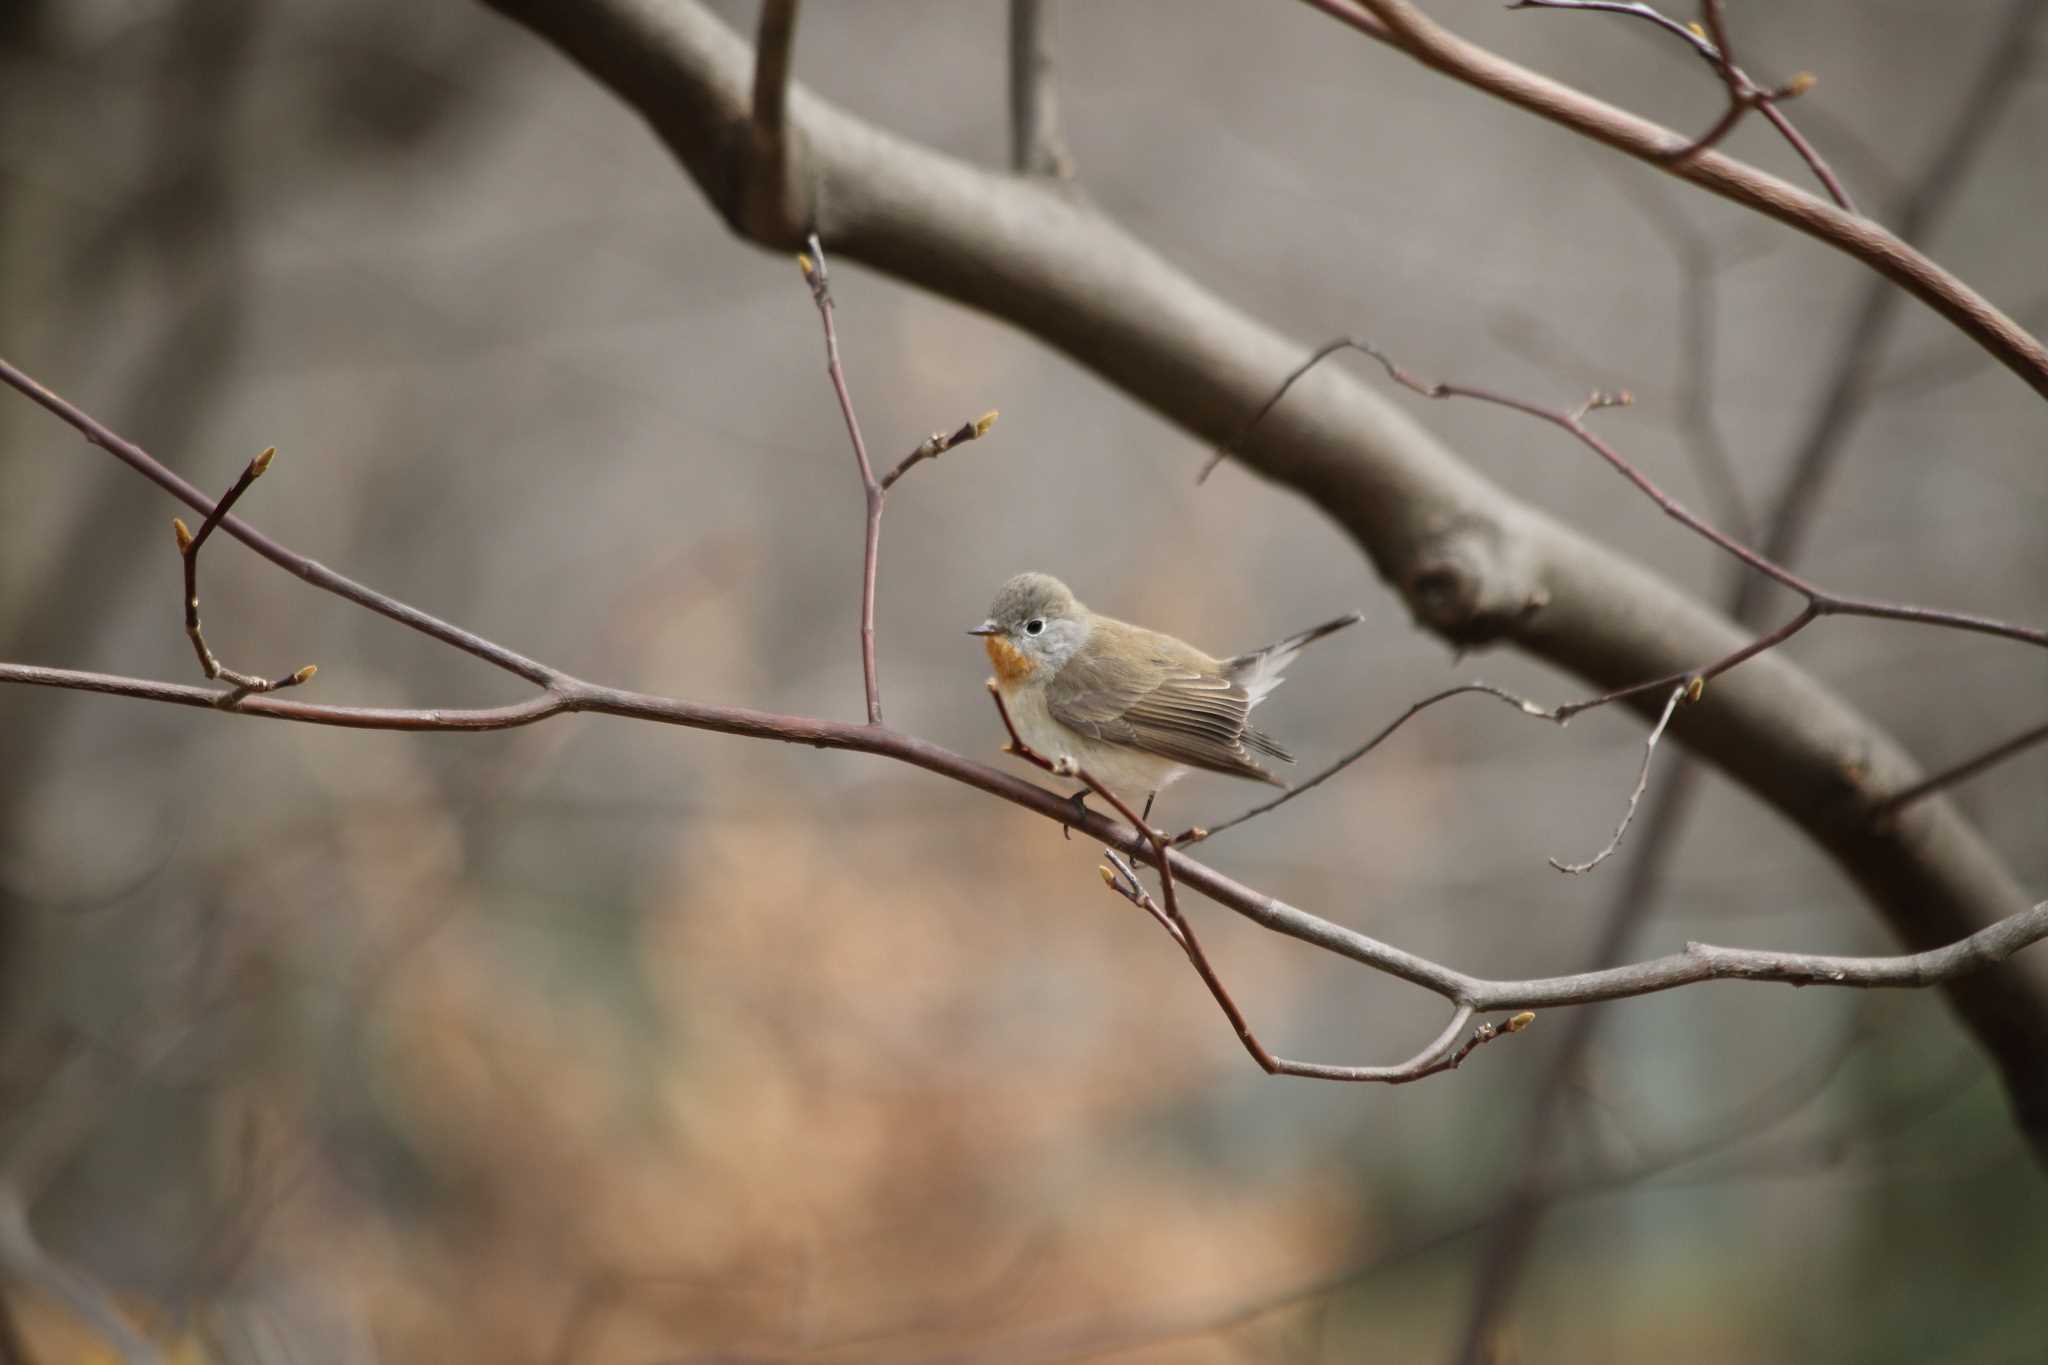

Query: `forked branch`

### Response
(172, 446, 316, 704)
(1508, 0, 1850, 209)
(990, 681, 1535, 1082)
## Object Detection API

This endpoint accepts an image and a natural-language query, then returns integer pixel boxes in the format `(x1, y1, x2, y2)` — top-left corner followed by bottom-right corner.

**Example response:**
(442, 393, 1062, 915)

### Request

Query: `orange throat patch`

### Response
(984, 635, 1037, 685)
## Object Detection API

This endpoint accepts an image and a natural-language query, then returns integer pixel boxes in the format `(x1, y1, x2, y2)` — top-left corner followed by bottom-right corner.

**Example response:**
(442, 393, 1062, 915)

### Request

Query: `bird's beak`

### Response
(966, 620, 999, 636)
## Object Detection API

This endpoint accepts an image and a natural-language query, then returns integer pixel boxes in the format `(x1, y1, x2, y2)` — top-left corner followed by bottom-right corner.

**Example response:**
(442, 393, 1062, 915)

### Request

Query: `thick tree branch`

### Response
(471, 0, 2048, 1152)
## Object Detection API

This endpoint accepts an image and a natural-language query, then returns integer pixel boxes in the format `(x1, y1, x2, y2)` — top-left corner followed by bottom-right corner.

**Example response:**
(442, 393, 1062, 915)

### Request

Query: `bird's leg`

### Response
(1141, 791, 1156, 824)
(1063, 787, 1090, 840)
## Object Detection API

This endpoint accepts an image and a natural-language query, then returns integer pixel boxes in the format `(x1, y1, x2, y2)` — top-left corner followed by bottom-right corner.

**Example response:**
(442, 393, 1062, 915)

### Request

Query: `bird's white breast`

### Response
(995, 679, 1190, 799)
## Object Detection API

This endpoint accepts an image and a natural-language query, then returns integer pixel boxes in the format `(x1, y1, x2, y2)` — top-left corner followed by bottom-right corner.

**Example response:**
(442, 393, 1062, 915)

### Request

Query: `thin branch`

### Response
(1599, 171, 1777, 543)
(1298, 0, 2048, 400)
(1008, 0, 1074, 177)
(1873, 719, 2048, 819)
(792, 242, 995, 723)
(1198, 682, 1567, 842)
(172, 446, 316, 703)
(1549, 683, 1685, 874)
(0, 355, 562, 687)
(879, 410, 999, 492)
(0, 1186, 161, 1365)
(1510, 0, 1849, 210)
(979, 685, 2048, 1060)
(5, 660, 2046, 1044)
(797, 237, 886, 723)
(1232, 337, 2048, 651)
(1746, 0, 2048, 580)
(996, 684, 1532, 1083)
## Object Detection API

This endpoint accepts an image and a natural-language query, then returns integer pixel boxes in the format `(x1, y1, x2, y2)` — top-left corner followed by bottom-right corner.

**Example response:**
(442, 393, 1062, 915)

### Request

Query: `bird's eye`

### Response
(1024, 618, 1045, 636)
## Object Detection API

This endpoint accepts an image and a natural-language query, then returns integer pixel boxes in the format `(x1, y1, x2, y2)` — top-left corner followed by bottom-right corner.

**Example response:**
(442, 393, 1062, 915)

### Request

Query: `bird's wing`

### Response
(1047, 624, 1285, 785)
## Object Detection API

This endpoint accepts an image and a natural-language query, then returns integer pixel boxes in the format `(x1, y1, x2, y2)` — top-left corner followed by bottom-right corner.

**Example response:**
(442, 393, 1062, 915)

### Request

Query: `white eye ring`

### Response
(1024, 618, 1046, 636)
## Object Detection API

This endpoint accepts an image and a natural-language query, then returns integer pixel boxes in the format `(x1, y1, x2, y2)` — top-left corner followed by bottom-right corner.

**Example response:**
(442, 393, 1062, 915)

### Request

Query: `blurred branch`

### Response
(1008, 0, 1074, 177)
(1508, 0, 1851, 210)
(1300, 0, 2048, 400)
(0, 1186, 161, 1365)
(1875, 295, 2048, 402)
(1602, 174, 1776, 542)
(1874, 719, 2048, 820)
(1071, 1017, 1888, 1360)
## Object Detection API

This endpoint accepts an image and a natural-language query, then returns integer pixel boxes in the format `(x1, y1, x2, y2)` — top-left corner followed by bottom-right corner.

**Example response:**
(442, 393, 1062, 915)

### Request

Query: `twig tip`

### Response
(251, 445, 276, 477)
(1506, 1011, 1535, 1033)
(974, 409, 999, 437)
(172, 517, 193, 553)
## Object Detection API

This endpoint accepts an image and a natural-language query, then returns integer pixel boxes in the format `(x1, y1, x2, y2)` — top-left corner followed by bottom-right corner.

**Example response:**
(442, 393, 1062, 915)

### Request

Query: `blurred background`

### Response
(2, 1, 2046, 1360)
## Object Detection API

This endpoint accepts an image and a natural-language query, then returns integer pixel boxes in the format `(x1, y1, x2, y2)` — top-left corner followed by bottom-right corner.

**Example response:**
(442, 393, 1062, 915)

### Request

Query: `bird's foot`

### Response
(1062, 787, 1090, 840)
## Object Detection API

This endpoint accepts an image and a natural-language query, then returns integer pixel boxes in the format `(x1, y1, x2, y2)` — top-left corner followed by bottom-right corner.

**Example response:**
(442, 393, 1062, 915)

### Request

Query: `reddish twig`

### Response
(1294, 0, 2048, 401)
(797, 237, 885, 723)
(880, 410, 1000, 492)
(171, 446, 316, 705)
(797, 237, 997, 723)
(1509, 0, 1849, 210)
(0, 355, 561, 686)
(1224, 338, 2047, 651)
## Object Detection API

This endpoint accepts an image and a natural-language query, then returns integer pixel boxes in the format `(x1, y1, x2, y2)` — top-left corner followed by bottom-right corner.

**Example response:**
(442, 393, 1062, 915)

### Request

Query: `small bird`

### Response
(970, 572, 1360, 812)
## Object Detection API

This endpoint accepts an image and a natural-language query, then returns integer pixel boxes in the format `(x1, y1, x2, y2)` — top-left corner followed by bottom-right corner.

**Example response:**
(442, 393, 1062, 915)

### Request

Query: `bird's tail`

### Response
(1223, 610, 1363, 706)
